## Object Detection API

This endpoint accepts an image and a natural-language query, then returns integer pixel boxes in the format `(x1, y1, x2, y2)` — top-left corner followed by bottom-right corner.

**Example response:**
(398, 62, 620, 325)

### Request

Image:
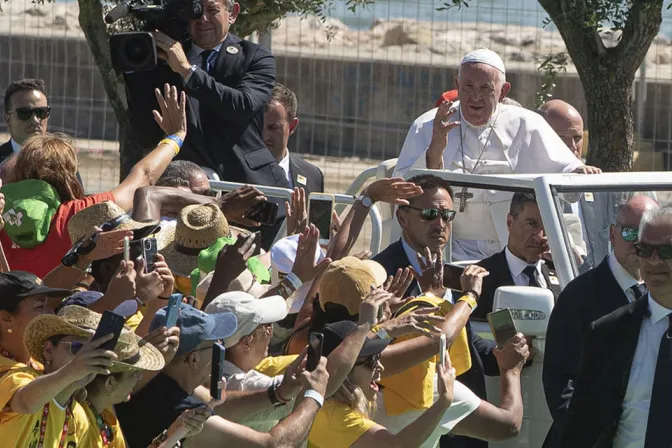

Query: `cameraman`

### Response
(124, 0, 287, 247)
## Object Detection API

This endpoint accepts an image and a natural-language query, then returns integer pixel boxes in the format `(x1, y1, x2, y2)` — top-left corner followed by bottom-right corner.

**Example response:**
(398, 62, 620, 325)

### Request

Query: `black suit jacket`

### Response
(0, 140, 12, 165)
(373, 240, 498, 448)
(559, 297, 648, 447)
(289, 155, 324, 196)
(124, 34, 288, 189)
(474, 249, 561, 320)
(542, 257, 630, 448)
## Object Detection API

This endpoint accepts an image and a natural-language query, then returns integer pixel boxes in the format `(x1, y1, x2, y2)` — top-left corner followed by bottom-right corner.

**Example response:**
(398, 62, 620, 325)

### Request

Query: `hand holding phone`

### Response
(307, 332, 324, 372)
(246, 202, 279, 226)
(164, 295, 181, 328)
(487, 308, 518, 348)
(92, 311, 126, 351)
(210, 343, 226, 400)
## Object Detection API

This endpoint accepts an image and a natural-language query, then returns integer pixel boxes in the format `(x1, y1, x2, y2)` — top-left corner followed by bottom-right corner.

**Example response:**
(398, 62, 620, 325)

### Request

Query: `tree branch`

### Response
(614, 0, 664, 75)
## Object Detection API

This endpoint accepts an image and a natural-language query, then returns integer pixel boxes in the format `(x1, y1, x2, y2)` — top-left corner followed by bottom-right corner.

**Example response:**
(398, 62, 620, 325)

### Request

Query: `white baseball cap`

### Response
(205, 291, 288, 348)
(270, 234, 325, 284)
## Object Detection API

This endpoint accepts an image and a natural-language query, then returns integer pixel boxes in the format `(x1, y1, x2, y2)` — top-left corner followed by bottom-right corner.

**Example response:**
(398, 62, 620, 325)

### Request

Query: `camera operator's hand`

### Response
(153, 84, 187, 141)
(153, 31, 191, 79)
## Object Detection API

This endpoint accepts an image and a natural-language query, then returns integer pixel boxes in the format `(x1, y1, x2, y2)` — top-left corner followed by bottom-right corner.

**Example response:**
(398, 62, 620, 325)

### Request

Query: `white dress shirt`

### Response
(222, 360, 292, 432)
(607, 253, 643, 303)
(10, 139, 21, 153)
(614, 293, 672, 448)
(504, 247, 547, 288)
(278, 151, 292, 188)
(187, 42, 223, 66)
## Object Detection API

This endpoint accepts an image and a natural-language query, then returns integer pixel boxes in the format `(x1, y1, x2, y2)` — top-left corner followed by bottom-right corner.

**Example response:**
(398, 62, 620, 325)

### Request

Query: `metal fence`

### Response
(2, 0, 672, 192)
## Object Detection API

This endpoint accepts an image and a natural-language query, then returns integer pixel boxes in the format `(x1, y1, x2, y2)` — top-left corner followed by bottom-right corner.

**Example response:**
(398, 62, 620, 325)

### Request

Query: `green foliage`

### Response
(535, 52, 569, 109)
(437, 0, 469, 12)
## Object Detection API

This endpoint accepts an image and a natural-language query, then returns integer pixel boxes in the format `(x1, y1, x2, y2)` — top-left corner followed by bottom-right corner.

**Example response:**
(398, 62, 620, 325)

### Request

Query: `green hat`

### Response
(1, 180, 62, 248)
(189, 237, 271, 296)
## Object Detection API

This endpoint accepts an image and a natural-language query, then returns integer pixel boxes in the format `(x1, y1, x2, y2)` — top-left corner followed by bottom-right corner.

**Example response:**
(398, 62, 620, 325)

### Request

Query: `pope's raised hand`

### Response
(428, 101, 460, 169)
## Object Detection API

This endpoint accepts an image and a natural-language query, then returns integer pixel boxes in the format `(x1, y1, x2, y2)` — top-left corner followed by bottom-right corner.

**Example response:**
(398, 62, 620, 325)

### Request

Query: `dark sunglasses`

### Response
(635, 242, 672, 260)
(10, 106, 51, 121)
(201, 189, 219, 198)
(402, 205, 457, 222)
(59, 340, 85, 356)
(616, 223, 639, 243)
(355, 353, 381, 370)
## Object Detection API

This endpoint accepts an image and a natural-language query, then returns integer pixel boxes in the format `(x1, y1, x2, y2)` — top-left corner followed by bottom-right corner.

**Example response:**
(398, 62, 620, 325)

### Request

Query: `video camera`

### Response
(106, 0, 203, 73)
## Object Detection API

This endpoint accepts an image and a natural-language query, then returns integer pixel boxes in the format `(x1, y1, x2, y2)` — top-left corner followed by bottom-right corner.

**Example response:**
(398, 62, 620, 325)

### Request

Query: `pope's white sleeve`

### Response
(524, 114, 584, 174)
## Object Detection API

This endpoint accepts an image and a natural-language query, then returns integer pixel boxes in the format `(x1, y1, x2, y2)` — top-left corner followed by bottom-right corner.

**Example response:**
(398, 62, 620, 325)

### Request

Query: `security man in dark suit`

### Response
(263, 83, 324, 196)
(560, 206, 672, 447)
(542, 195, 658, 448)
(124, 0, 288, 249)
(473, 192, 561, 320)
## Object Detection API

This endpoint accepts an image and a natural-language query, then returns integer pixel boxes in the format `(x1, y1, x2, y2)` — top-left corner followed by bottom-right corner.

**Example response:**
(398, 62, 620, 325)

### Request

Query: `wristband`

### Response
(303, 389, 324, 408)
(159, 138, 181, 156)
(371, 325, 392, 340)
(285, 272, 303, 290)
(166, 134, 184, 148)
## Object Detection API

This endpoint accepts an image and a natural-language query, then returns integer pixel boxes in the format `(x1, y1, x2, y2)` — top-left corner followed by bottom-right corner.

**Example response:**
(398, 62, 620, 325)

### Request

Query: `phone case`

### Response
(164, 295, 181, 328)
(210, 343, 225, 400)
(92, 311, 126, 351)
(307, 332, 324, 372)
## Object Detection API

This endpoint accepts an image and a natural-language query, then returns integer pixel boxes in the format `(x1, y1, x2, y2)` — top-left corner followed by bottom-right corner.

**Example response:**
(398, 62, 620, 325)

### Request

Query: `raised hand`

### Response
(166, 406, 212, 440)
(135, 258, 164, 304)
(285, 187, 308, 236)
(300, 356, 329, 397)
(276, 348, 308, 403)
(427, 101, 460, 169)
(220, 186, 267, 227)
(105, 259, 137, 304)
(291, 225, 332, 283)
(153, 254, 175, 298)
(60, 334, 119, 384)
(358, 288, 394, 327)
(143, 325, 181, 365)
(86, 227, 134, 262)
(384, 267, 414, 301)
(378, 307, 445, 338)
(215, 233, 256, 280)
(152, 83, 187, 140)
(362, 177, 423, 206)
(494, 333, 530, 373)
(459, 265, 489, 297)
(410, 248, 444, 294)
(436, 352, 456, 407)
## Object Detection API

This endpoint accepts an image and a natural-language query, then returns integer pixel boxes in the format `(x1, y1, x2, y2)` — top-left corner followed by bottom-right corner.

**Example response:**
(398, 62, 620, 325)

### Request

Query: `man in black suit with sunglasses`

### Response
(542, 195, 659, 448)
(1, 78, 51, 164)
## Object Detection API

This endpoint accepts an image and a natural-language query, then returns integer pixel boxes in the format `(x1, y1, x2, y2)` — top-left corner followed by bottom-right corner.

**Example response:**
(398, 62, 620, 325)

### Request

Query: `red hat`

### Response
(435, 90, 459, 108)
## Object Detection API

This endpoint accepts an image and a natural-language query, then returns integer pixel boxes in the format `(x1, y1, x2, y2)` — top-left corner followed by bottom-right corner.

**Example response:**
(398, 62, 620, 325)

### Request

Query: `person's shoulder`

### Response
(556, 258, 606, 306)
(477, 250, 504, 270)
(372, 240, 406, 271)
(412, 107, 439, 128)
(290, 155, 323, 176)
(234, 35, 272, 57)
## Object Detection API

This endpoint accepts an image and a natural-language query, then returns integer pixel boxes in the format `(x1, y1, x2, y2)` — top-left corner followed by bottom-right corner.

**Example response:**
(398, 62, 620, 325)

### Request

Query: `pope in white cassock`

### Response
(393, 48, 601, 261)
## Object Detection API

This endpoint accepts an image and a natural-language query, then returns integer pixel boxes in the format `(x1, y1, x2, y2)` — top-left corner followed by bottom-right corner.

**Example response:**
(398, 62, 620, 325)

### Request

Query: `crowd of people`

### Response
(0, 1, 670, 447)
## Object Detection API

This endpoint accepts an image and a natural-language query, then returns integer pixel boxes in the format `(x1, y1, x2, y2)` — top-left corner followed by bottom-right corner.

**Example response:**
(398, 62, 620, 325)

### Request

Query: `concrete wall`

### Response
(1, 33, 671, 161)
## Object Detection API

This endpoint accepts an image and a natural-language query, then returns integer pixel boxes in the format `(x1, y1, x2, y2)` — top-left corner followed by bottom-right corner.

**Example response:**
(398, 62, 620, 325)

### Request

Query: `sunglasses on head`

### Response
(635, 242, 672, 260)
(402, 205, 457, 222)
(355, 353, 381, 370)
(10, 106, 51, 121)
(617, 223, 639, 243)
(59, 340, 85, 356)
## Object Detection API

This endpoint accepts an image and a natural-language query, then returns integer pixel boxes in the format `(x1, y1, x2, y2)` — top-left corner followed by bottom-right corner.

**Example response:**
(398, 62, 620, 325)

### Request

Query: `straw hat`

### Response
(319, 257, 388, 315)
(24, 305, 165, 372)
(160, 204, 249, 277)
(68, 201, 160, 246)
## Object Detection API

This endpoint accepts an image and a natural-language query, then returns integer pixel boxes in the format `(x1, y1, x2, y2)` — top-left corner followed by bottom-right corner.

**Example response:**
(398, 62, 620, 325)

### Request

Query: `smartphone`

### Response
(487, 308, 519, 348)
(210, 342, 226, 400)
(308, 194, 334, 245)
(123, 237, 130, 263)
(92, 311, 126, 351)
(252, 231, 262, 257)
(164, 295, 181, 328)
(246, 201, 279, 226)
(130, 237, 158, 272)
(439, 334, 447, 368)
(443, 263, 465, 290)
(307, 332, 324, 372)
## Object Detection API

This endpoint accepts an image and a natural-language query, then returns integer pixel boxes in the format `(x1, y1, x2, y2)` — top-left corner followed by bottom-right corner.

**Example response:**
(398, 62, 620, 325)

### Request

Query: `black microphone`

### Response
(104, 3, 131, 24)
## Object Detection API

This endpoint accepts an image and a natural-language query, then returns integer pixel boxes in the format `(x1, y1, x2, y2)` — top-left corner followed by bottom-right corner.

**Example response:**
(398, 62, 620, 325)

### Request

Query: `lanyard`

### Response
(86, 400, 112, 446)
(37, 401, 71, 448)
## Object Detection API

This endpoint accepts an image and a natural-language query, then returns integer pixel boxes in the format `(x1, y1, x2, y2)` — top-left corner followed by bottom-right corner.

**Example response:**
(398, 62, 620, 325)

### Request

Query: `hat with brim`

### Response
(160, 204, 249, 277)
(68, 201, 160, 245)
(322, 320, 390, 358)
(24, 305, 165, 373)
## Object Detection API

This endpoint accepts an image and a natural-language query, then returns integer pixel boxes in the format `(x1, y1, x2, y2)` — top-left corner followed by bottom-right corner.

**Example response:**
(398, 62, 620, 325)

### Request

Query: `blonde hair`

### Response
(331, 375, 377, 419)
(14, 133, 84, 202)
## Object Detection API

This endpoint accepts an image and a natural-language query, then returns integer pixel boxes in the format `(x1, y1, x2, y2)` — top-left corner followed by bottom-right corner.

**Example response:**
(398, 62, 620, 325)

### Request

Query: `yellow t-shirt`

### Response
(77, 403, 126, 448)
(255, 355, 299, 377)
(308, 399, 376, 448)
(124, 308, 145, 332)
(0, 355, 87, 447)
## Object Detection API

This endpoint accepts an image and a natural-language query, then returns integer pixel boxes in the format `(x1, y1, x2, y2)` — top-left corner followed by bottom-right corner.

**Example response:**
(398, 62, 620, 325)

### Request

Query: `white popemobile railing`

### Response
(209, 180, 383, 254)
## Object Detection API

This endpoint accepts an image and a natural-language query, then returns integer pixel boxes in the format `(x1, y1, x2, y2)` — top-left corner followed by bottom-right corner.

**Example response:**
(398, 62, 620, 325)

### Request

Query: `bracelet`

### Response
(465, 289, 480, 301)
(284, 272, 303, 290)
(159, 138, 181, 156)
(375, 327, 392, 340)
(165, 134, 184, 148)
(267, 383, 286, 408)
(303, 389, 324, 408)
(149, 429, 169, 447)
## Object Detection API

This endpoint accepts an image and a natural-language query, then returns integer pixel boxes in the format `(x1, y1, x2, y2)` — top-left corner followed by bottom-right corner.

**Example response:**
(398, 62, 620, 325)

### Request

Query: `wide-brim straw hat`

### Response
(160, 203, 249, 277)
(24, 305, 165, 372)
(68, 201, 160, 246)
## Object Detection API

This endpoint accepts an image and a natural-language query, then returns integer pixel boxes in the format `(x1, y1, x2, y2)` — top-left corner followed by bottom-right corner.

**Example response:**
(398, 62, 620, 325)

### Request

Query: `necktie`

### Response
(644, 314, 672, 446)
(627, 284, 646, 302)
(201, 50, 214, 73)
(523, 265, 541, 288)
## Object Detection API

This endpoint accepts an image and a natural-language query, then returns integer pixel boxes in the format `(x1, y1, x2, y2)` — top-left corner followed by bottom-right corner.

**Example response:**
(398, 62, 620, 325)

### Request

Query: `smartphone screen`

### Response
(439, 334, 447, 368)
(443, 263, 465, 290)
(307, 332, 324, 372)
(92, 311, 126, 351)
(142, 237, 158, 272)
(487, 308, 518, 348)
(164, 295, 181, 328)
(210, 343, 226, 400)
(308, 197, 333, 242)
